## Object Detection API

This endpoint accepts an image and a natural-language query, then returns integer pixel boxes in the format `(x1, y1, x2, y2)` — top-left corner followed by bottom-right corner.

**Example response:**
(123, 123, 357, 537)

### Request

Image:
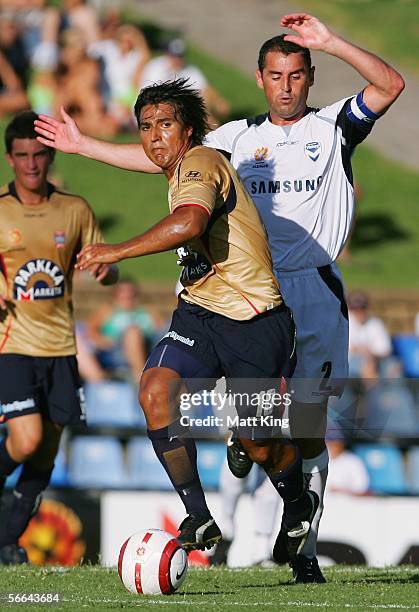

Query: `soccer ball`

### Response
(118, 529, 188, 595)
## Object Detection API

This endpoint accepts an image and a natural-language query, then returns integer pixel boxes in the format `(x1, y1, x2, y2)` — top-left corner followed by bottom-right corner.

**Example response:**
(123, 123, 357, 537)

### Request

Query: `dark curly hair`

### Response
(5, 110, 40, 153)
(258, 34, 311, 72)
(133, 78, 210, 146)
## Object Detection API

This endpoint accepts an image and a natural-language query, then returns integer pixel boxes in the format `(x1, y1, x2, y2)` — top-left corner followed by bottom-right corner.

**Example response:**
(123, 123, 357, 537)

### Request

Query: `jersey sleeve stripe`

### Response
(172, 203, 211, 216)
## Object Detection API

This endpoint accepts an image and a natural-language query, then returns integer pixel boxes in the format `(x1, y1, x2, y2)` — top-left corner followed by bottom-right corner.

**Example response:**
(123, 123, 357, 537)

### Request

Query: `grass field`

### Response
(0, 565, 418, 610)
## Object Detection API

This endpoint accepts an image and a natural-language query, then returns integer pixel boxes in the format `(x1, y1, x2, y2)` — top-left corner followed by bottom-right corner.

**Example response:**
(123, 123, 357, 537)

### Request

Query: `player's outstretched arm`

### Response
(281, 13, 405, 114)
(34, 107, 161, 173)
(76, 207, 209, 270)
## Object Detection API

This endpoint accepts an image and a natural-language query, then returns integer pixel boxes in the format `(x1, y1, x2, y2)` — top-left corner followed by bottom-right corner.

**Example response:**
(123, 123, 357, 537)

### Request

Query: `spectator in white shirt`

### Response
(326, 429, 370, 495)
(89, 24, 150, 130)
(348, 291, 392, 382)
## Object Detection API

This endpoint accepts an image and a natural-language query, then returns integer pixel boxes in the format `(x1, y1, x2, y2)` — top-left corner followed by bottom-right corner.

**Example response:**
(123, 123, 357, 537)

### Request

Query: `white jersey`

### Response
(205, 93, 376, 272)
(89, 40, 143, 101)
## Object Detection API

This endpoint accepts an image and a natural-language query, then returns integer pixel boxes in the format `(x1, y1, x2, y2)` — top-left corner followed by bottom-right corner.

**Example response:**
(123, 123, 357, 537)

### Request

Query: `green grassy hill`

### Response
(299, 0, 419, 76)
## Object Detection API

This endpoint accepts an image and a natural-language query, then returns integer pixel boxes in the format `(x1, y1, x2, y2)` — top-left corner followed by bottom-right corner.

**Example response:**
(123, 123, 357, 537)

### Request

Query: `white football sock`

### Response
(300, 448, 329, 558)
(252, 470, 282, 563)
(219, 457, 247, 541)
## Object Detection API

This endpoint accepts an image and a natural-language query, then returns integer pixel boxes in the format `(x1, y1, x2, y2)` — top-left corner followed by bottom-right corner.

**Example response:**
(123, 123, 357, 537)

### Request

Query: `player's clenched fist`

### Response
(76, 243, 121, 270)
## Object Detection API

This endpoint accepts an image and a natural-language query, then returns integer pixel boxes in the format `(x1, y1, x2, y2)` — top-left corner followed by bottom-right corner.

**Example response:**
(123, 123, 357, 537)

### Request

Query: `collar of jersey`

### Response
(263, 106, 315, 132)
(9, 181, 57, 204)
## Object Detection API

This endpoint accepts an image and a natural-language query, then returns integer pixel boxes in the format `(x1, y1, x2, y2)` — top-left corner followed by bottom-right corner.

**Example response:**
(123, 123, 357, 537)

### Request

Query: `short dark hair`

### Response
(134, 78, 210, 146)
(5, 111, 40, 154)
(258, 34, 311, 72)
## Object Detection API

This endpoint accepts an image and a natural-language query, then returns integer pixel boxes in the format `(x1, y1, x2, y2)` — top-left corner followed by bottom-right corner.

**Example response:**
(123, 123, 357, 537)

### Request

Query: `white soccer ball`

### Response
(118, 529, 188, 595)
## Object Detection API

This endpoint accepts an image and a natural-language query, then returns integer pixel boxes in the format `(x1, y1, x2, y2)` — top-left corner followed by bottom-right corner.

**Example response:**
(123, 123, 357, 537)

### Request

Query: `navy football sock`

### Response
(0, 438, 20, 498)
(0, 463, 53, 547)
(148, 423, 210, 519)
(266, 445, 307, 512)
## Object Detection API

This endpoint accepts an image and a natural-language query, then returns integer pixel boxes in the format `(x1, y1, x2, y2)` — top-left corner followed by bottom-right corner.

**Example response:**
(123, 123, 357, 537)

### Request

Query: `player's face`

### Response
(139, 103, 193, 177)
(6, 138, 53, 193)
(256, 51, 314, 123)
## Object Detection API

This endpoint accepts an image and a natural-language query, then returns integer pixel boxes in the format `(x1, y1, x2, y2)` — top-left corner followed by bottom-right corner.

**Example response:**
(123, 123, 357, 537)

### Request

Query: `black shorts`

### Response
(0, 354, 86, 426)
(144, 299, 296, 434)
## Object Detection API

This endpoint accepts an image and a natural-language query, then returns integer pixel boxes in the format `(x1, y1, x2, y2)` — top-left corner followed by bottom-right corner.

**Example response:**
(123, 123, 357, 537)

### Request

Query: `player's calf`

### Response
(245, 440, 319, 561)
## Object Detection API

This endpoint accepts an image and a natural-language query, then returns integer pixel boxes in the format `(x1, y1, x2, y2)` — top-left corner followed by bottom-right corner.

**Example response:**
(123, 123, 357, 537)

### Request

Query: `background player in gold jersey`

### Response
(0, 111, 117, 564)
(75, 79, 318, 557)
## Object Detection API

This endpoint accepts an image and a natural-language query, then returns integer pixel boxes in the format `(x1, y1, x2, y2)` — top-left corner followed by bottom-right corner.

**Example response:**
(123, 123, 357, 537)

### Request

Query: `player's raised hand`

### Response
(76, 244, 121, 271)
(280, 13, 333, 51)
(34, 106, 83, 154)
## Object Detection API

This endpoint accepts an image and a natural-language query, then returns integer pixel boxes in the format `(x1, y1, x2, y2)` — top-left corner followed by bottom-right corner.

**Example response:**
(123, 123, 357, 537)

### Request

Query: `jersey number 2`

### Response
(320, 361, 332, 392)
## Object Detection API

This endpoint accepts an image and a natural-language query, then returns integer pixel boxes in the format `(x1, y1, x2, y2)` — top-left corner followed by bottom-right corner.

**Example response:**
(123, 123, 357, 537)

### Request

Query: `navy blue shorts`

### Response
(0, 354, 86, 426)
(144, 299, 296, 433)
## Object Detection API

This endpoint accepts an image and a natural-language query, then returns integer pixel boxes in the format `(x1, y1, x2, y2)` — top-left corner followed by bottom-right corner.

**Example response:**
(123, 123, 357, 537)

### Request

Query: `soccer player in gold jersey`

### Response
(75, 79, 318, 554)
(0, 111, 117, 564)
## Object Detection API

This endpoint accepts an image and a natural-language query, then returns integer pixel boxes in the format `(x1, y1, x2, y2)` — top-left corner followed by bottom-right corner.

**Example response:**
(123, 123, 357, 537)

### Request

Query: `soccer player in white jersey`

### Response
(34, 13, 404, 582)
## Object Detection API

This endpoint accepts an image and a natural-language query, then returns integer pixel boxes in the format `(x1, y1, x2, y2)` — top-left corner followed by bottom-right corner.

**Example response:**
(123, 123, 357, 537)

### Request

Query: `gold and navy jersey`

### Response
(0, 182, 104, 356)
(169, 146, 282, 320)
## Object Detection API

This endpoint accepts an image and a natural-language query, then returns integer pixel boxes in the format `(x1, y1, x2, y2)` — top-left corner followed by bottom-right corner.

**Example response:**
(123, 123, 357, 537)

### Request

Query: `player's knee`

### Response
(139, 376, 168, 421)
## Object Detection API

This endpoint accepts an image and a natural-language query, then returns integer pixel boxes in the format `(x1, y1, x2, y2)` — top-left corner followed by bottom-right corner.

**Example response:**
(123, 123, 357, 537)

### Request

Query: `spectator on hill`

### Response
(0, 12, 30, 86)
(98, 5, 122, 42)
(60, 0, 99, 47)
(89, 23, 150, 130)
(84, 278, 157, 382)
(53, 27, 117, 137)
(140, 38, 230, 127)
(0, 39, 28, 116)
(12, 0, 60, 71)
(348, 291, 392, 382)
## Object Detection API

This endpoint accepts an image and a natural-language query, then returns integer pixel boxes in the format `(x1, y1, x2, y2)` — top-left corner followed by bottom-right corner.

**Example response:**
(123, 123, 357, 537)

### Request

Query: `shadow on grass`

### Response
(351, 213, 409, 250)
(98, 214, 121, 232)
(352, 572, 419, 585)
(182, 579, 289, 595)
